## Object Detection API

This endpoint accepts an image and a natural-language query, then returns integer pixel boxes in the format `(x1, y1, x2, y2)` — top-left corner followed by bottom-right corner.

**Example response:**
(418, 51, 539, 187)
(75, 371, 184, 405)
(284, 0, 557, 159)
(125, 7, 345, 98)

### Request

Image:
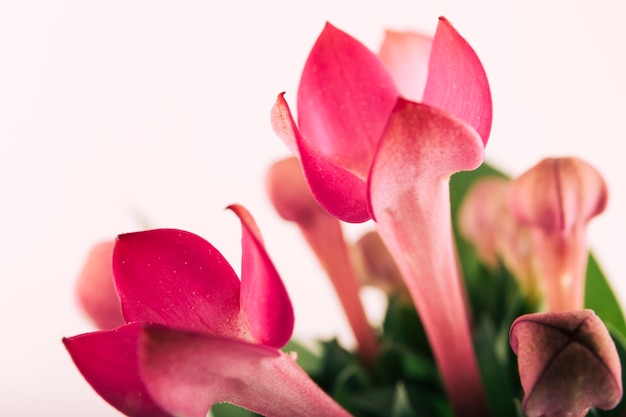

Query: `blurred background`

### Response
(1, 1, 625, 415)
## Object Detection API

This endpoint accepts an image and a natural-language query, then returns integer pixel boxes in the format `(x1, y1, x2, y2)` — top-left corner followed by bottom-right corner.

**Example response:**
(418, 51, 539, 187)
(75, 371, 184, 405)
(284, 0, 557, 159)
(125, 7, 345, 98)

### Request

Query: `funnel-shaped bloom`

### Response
(272, 18, 492, 416)
(64, 206, 348, 417)
(508, 157, 608, 311)
(458, 177, 540, 303)
(75, 240, 125, 330)
(267, 156, 378, 365)
(510, 310, 622, 417)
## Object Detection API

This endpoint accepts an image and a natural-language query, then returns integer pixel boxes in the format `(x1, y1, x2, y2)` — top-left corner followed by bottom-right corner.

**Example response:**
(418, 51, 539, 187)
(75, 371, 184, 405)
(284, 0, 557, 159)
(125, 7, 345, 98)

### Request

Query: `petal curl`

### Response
(112, 229, 248, 340)
(63, 323, 171, 417)
(368, 98, 484, 219)
(378, 30, 432, 102)
(297, 22, 398, 179)
(271, 94, 370, 223)
(228, 204, 294, 348)
(422, 17, 492, 145)
(139, 326, 352, 417)
(75, 240, 125, 330)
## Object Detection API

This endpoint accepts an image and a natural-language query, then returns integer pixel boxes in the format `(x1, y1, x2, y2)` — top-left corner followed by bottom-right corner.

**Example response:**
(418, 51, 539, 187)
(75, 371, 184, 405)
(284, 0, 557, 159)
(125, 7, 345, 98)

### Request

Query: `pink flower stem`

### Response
(297, 216, 379, 366)
(531, 225, 589, 311)
(375, 181, 490, 417)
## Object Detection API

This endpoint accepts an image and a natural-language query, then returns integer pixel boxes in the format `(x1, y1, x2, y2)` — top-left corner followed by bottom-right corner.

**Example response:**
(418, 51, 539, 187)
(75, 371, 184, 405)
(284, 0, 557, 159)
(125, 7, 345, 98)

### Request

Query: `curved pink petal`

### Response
(227, 204, 294, 349)
(272, 94, 370, 223)
(75, 240, 125, 330)
(112, 229, 249, 340)
(297, 22, 398, 179)
(367, 99, 488, 416)
(378, 30, 432, 102)
(422, 17, 492, 145)
(63, 323, 172, 417)
(368, 99, 484, 215)
(139, 326, 352, 417)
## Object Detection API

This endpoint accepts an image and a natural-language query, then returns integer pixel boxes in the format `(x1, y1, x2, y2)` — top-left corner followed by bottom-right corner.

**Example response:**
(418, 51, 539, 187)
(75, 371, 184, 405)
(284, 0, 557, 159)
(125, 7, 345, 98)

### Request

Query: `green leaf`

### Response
(473, 316, 517, 417)
(210, 403, 260, 417)
(585, 255, 626, 336)
(282, 339, 322, 375)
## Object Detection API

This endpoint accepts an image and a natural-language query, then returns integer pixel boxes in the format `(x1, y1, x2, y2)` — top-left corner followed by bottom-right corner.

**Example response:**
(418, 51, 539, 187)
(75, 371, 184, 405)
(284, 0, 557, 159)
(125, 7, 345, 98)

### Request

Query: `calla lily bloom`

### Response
(272, 17, 492, 416)
(510, 310, 622, 417)
(64, 205, 349, 417)
(508, 157, 608, 311)
(459, 177, 540, 304)
(75, 240, 125, 330)
(266, 156, 379, 365)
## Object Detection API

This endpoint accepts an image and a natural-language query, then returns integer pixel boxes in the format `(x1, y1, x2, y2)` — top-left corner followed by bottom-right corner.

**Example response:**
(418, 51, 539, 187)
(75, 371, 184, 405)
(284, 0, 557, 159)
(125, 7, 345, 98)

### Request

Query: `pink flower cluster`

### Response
(65, 17, 622, 417)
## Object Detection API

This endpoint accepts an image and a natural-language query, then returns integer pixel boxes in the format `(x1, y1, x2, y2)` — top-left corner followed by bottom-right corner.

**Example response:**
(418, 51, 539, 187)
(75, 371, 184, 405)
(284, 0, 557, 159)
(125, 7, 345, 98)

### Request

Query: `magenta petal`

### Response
(63, 323, 172, 417)
(272, 94, 371, 223)
(228, 204, 294, 348)
(422, 17, 492, 145)
(113, 229, 248, 339)
(378, 30, 433, 102)
(139, 326, 352, 417)
(297, 22, 398, 179)
(75, 240, 125, 330)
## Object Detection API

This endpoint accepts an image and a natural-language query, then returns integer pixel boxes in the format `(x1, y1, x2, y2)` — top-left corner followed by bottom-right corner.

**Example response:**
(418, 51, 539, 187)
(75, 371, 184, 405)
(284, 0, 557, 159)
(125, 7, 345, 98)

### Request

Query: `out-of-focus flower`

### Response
(458, 177, 540, 304)
(510, 309, 622, 417)
(75, 240, 124, 330)
(64, 205, 349, 417)
(351, 230, 404, 295)
(508, 157, 608, 311)
(378, 30, 432, 102)
(272, 17, 492, 416)
(266, 156, 378, 365)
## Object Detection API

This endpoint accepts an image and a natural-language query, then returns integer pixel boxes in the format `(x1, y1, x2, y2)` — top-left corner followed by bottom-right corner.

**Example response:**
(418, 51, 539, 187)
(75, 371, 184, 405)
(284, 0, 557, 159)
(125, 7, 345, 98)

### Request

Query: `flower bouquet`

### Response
(63, 16, 626, 417)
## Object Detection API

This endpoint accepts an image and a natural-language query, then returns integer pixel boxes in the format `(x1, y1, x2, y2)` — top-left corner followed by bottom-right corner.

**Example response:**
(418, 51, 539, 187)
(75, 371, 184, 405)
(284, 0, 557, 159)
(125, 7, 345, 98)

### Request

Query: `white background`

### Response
(1, 1, 625, 415)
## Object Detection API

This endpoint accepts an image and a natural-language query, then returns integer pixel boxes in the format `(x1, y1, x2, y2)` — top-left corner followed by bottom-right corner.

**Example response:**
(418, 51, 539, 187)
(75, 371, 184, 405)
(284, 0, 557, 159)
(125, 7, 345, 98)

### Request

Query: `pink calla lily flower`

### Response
(75, 240, 125, 330)
(64, 205, 349, 417)
(508, 157, 608, 311)
(510, 310, 622, 417)
(272, 17, 492, 416)
(458, 177, 541, 304)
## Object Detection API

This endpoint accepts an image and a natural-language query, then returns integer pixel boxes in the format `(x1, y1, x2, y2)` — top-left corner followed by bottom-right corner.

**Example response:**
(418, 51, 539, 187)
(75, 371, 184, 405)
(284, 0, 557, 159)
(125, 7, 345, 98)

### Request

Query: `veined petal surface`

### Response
(297, 22, 398, 179)
(422, 17, 492, 145)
